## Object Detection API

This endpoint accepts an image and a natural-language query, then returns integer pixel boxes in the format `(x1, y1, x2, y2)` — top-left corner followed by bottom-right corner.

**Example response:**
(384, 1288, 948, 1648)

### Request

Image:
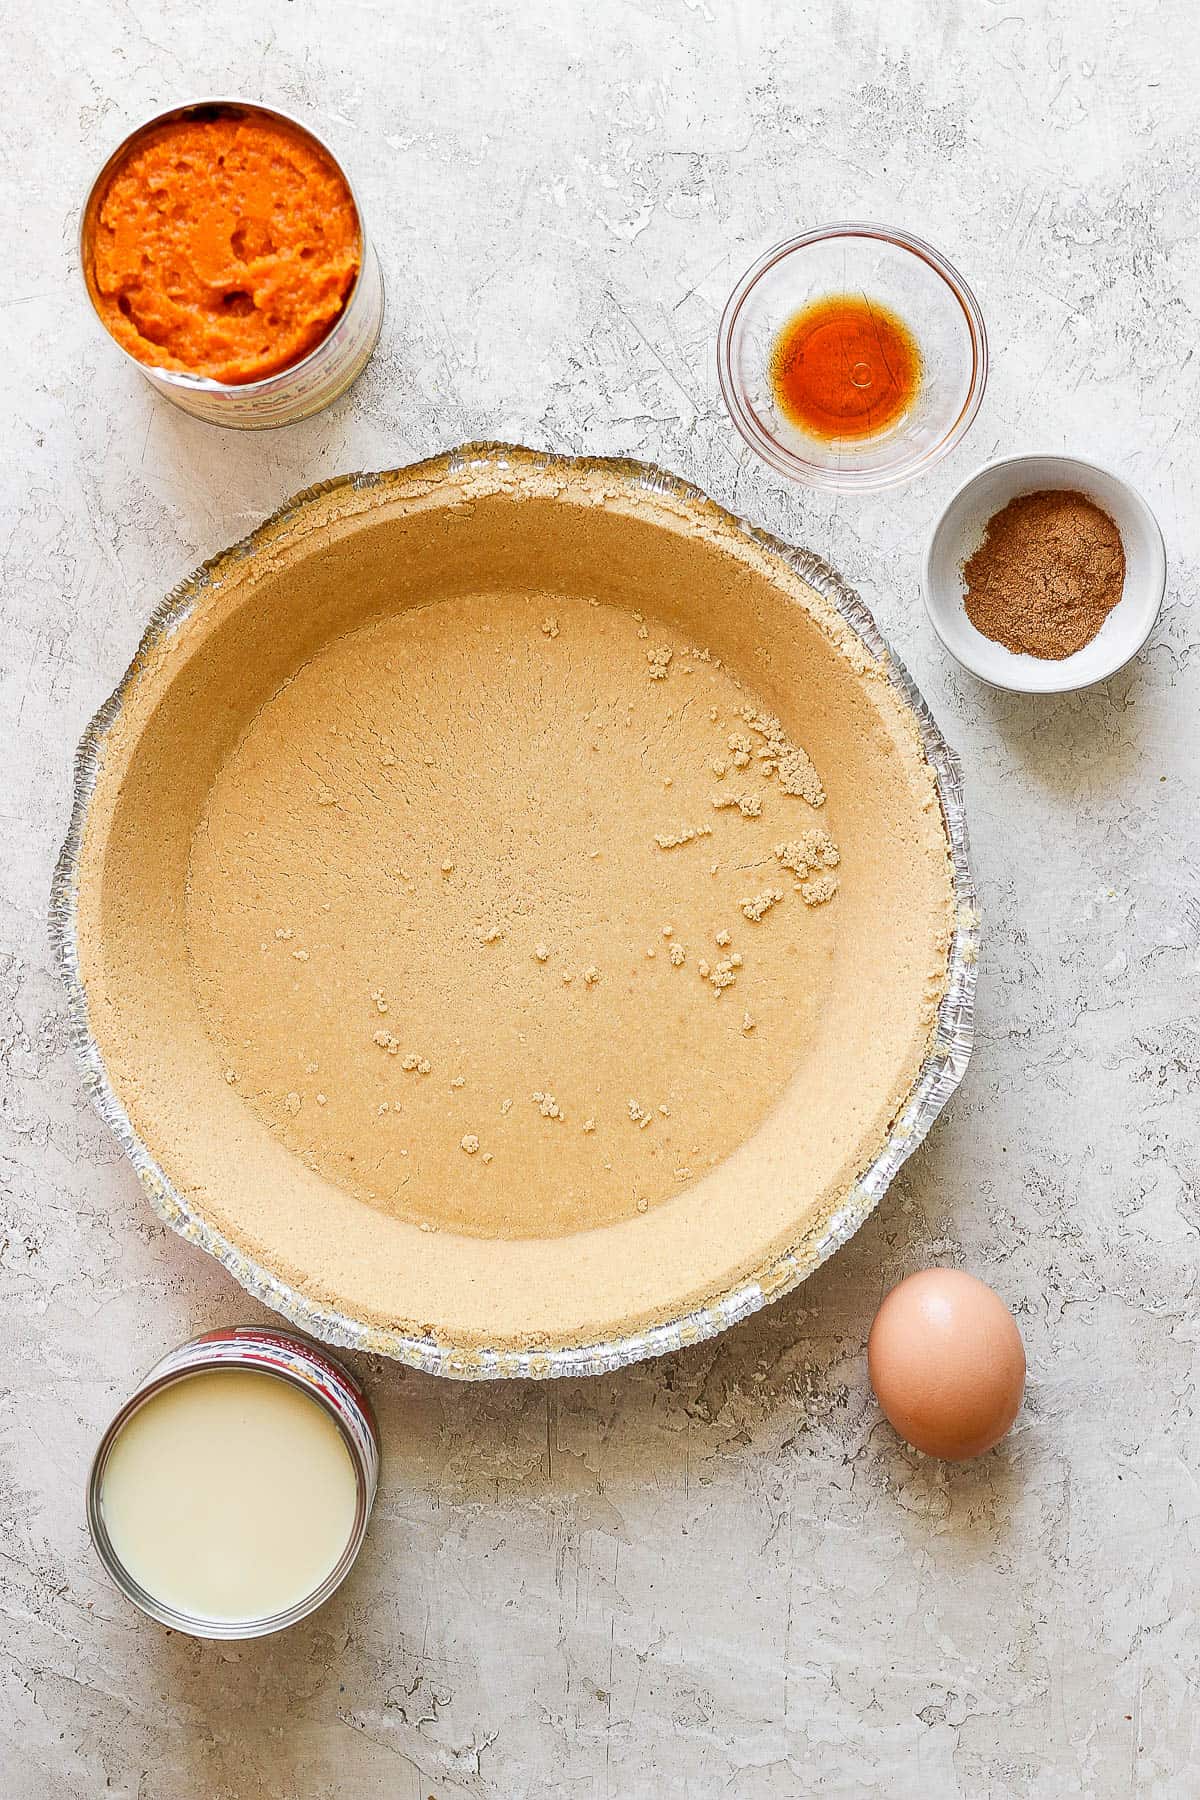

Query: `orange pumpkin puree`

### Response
(89, 112, 360, 385)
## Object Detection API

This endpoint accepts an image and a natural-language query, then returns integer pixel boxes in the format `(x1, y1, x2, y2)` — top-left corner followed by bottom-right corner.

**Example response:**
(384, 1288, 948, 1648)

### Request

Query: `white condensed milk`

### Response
(88, 1327, 379, 1638)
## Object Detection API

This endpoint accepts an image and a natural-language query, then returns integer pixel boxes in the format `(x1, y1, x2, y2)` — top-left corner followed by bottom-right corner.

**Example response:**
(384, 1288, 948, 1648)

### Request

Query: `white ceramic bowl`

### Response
(922, 455, 1166, 693)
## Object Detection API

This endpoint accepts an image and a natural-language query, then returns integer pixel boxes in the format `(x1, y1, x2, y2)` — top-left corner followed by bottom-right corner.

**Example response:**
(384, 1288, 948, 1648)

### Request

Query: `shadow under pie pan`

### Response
(52, 445, 977, 1378)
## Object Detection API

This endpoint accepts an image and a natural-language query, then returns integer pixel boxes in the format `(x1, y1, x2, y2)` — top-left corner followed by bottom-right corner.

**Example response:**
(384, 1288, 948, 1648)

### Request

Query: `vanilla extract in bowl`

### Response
(770, 294, 922, 442)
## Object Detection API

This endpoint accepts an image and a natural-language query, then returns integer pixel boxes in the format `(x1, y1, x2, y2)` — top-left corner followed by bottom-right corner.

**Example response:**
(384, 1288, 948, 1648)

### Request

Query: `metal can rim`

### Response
(78, 96, 375, 398)
(86, 1325, 379, 1640)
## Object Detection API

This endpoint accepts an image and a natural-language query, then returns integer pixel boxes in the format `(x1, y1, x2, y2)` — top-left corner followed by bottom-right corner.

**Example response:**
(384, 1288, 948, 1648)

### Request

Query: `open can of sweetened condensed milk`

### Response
(79, 99, 384, 428)
(87, 1326, 380, 1639)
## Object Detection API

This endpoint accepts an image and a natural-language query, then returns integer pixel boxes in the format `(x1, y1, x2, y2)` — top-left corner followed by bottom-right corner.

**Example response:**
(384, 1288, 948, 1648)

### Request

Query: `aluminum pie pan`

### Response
(50, 442, 978, 1380)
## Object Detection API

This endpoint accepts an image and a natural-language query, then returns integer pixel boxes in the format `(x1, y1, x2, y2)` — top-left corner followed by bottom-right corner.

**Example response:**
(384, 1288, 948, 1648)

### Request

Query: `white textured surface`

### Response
(2, 3, 1198, 1795)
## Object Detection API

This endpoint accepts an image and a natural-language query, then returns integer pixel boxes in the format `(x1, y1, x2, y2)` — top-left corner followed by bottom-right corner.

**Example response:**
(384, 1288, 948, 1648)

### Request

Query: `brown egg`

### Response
(867, 1269, 1025, 1460)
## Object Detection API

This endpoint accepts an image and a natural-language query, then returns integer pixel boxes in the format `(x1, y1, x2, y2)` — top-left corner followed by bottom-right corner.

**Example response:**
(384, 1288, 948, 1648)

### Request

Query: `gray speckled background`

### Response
(2, 3, 1197, 1796)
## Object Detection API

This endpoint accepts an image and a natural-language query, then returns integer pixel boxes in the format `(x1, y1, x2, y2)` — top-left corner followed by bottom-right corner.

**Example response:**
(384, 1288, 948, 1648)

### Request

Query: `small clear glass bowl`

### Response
(717, 223, 988, 493)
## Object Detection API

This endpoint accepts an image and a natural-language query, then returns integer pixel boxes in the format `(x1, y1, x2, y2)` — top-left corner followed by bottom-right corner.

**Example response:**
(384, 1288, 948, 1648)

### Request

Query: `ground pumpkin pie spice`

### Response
(73, 453, 955, 1352)
(963, 488, 1126, 659)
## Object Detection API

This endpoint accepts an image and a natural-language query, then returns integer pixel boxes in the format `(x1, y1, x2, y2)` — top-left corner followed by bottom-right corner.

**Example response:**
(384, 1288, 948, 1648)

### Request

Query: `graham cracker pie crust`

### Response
(67, 449, 959, 1356)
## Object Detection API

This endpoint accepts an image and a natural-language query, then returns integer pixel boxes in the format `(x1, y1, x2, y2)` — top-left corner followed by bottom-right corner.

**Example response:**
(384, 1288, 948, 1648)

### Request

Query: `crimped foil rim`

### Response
(50, 443, 978, 1380)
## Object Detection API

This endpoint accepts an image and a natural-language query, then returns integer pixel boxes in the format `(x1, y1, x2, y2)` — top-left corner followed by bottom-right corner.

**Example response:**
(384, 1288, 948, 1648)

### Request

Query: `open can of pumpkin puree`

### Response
(80, 98, 384, 428)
